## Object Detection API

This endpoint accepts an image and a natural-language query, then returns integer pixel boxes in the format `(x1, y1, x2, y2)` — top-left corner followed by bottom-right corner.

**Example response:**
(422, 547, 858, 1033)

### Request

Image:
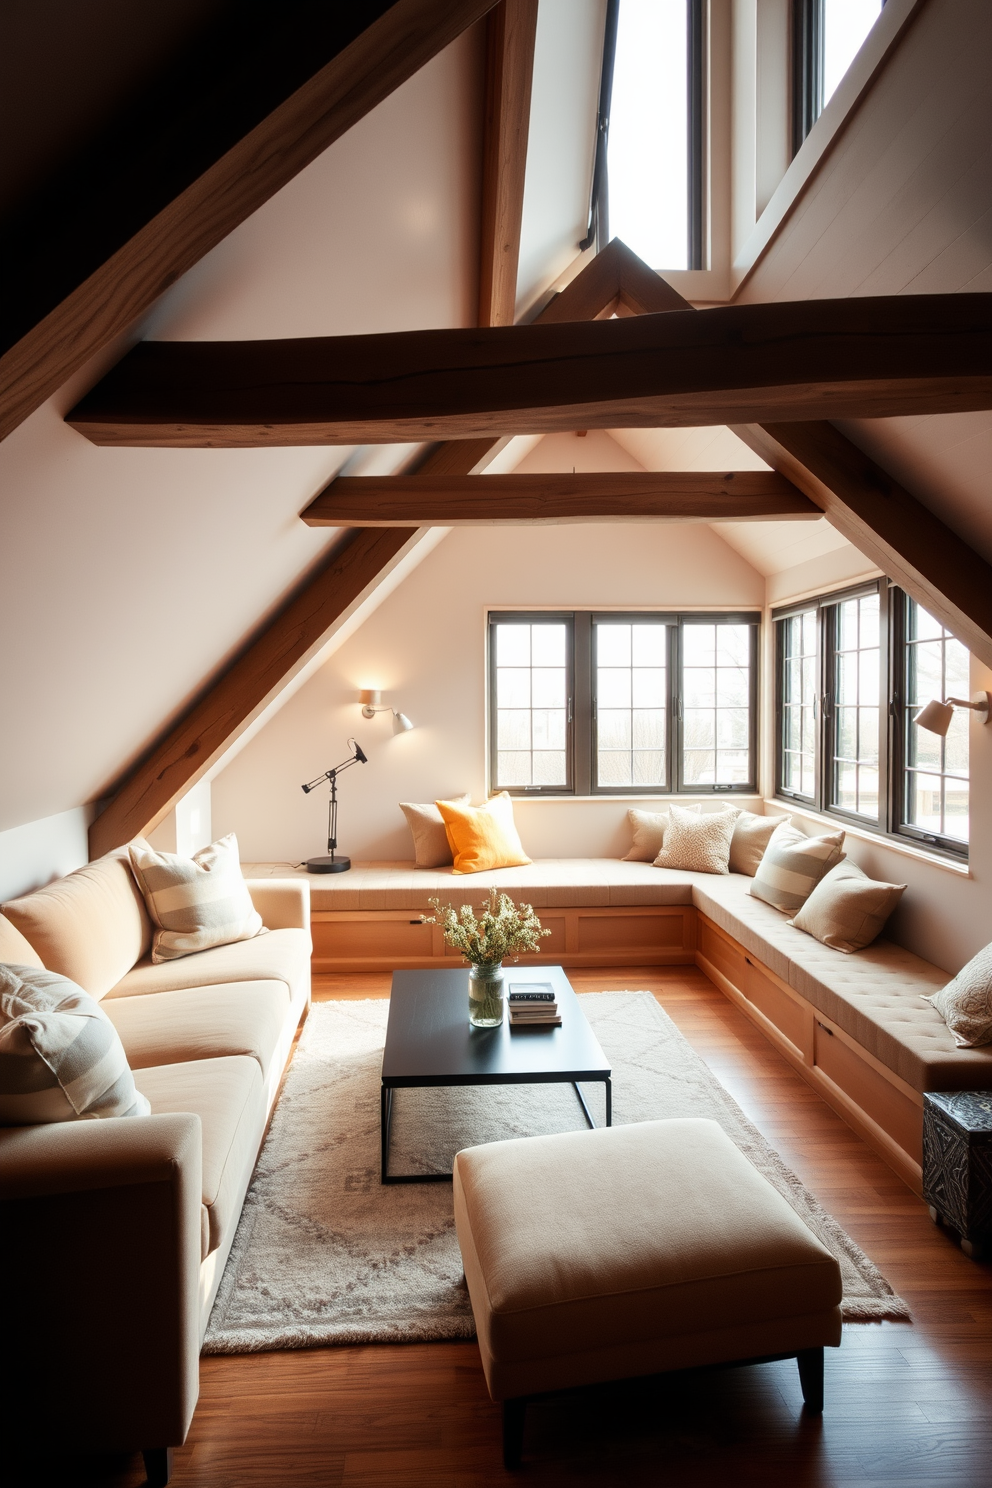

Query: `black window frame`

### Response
(489, 610, 760, 797)
(774, 582, 969, 860)
(583, 0, 707, 270)
(792, 0, 887, 156)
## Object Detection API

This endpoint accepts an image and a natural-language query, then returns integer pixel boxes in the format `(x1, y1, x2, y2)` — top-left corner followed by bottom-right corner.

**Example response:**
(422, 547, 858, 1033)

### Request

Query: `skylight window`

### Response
(795, 0, 884, 150)
(605, 0, 703, 271)
(823, 0, 884, 105)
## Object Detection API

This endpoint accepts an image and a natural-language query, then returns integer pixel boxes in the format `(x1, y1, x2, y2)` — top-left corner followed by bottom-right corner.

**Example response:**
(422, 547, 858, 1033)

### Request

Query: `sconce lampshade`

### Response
(395, 712, 414, 731)
(913, 698, 955, 737)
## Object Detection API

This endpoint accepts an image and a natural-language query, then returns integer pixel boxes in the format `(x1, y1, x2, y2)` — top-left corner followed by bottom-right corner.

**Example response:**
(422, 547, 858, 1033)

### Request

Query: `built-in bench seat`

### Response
(245, 859, 992, 1193)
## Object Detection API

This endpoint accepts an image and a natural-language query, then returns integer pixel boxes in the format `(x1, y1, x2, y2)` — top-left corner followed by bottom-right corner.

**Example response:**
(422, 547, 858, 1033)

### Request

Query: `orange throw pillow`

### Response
(436, 793, 531, 875)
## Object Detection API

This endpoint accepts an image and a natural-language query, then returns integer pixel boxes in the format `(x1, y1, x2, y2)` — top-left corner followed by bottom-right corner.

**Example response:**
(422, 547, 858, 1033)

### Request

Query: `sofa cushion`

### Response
(104, 981, 290, 1080)
(134, 1055, 264, 1259)
(2, 851, 152, 999)
(128, 835, 264, 964)
(622, 806, 699, 863)
(0, 965, 150, 1126)
(729, 811, 787, 877)
(653, 805, 739, 874)
(0, 914, 44, 970)
(749, 825, 846, 914)
(437, 793, 531, 874)
(400, 796, 470, 868)
(925, 943, 992, 1049)
(103, 927, 310, 1014)
(789, 862, 906, 953)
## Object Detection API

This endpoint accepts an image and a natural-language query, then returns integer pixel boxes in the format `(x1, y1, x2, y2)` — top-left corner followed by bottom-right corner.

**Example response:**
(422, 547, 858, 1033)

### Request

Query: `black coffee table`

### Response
(380, 965, 612, 1183)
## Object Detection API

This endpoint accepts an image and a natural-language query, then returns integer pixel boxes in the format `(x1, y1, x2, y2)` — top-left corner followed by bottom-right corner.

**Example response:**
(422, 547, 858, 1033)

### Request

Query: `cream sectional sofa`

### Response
(0, 849, 311, 1479)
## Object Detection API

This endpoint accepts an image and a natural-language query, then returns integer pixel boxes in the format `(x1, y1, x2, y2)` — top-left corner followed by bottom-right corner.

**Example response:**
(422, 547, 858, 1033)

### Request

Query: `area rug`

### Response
(203, 992, 909, 1353)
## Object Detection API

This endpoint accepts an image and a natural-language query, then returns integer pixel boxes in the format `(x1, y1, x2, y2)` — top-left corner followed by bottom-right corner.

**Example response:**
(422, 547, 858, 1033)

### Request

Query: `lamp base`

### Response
(306, 855, 352, 874)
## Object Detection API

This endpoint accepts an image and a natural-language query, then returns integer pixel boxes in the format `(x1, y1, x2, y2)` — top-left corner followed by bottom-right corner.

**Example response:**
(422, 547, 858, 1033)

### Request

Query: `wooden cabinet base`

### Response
(310, 904, 695, 973)
(696, 913, 924, 1195)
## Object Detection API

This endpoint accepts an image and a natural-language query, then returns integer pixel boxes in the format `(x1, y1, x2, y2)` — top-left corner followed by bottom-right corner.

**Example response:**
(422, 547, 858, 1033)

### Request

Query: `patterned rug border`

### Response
(204, 993, 910, 1353)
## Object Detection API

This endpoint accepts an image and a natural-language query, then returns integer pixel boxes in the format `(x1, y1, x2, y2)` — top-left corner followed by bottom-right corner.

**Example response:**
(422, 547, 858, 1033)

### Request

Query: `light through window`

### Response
(830, 591, 880, 821)
(904, 602, 970, 843)
(595, 621, 667, 787)
(493, 621, 569, 789)
(607, 0, 691, 270)
(681, 623, 752, 786)
(823, 0, 883, 107)
(781, 609, 817, 799)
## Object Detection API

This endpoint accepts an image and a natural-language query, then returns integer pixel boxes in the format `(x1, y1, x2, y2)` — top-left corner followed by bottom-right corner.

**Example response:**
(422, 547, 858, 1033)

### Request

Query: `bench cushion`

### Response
(454, 1119, 842, 1401)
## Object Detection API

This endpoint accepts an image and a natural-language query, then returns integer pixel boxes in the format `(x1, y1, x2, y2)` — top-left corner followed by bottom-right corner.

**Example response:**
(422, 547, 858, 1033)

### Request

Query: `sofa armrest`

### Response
(0, 1114, 202, 1455)
(246, 877, 310, 932)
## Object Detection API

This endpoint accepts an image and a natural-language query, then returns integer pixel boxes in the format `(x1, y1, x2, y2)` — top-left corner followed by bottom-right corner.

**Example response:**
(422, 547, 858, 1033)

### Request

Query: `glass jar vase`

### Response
(468, 961, 505, 1027)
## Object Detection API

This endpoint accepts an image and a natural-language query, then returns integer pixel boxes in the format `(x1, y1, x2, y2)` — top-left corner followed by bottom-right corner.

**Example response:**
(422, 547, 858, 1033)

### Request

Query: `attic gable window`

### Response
(793, 0, 885, 153)
(600, 0, 705, 271)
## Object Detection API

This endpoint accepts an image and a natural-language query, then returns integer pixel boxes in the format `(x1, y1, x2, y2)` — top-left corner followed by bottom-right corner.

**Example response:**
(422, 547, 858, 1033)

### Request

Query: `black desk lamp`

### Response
(301, 739, 367, 873)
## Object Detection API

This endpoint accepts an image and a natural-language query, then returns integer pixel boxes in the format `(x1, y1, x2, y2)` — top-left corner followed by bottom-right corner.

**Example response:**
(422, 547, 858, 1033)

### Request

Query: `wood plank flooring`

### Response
(11, 967, 992, 1487)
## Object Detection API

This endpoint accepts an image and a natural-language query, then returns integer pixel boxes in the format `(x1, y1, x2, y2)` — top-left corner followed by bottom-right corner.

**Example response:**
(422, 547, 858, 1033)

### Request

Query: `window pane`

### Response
(608, 0, 690, 271)
(493, 620, 570, 789)
(903, 598, 969, 843)
(595, 621, 667, 788)
(824, 1, 884, 107)
(828, 592, 880, 822)
(779, 609, 817, 801)
(683, 620, 754, 787)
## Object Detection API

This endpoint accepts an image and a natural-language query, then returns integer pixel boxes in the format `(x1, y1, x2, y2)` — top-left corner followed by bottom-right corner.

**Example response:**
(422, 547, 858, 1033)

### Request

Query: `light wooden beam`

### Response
(478, 0, 539, 328)
(87, 527, 416, 858)
(66, 292, 992, 446)
(1, 0, 498, 444)
(301, 471, 819, 525)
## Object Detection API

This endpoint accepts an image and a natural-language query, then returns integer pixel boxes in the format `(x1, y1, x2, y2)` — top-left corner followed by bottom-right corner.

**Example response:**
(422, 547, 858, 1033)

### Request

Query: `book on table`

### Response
(507, 981, 560, 1025)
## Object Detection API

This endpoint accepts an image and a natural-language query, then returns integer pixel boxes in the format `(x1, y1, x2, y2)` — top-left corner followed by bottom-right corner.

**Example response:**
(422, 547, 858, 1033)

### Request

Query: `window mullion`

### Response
(573, 613, 592, 795)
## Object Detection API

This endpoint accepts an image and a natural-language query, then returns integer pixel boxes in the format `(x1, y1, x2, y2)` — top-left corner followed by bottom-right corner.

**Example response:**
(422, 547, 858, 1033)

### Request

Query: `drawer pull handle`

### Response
(745, 957, 754, 967)
(817, 1020, 834, 1036)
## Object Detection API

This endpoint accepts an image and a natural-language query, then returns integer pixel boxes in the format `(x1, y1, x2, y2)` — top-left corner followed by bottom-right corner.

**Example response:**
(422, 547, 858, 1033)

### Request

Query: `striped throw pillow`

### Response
(128, 834, 264, 964)
(749, 824, 846, 914)
(0, 965, 150, 1125)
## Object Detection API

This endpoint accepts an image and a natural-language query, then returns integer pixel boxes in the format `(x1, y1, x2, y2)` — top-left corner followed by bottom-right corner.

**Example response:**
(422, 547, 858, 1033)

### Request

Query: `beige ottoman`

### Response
(453, 1118, 843, 1467)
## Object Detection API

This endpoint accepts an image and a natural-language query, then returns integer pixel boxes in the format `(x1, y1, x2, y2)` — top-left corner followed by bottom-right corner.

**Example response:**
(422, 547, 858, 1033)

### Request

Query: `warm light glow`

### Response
(607, 0, 689, 270)
(823, 0, 883, 107)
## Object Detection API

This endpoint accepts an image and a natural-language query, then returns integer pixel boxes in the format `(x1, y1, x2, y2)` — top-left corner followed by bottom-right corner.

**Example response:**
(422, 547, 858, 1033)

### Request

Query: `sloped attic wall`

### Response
(0, 27, 484, 885)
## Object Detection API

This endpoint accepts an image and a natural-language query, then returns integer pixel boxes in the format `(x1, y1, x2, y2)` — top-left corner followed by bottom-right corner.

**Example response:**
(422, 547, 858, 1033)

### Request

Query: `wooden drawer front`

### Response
(814, 1021, 923, 1163)
(443, 913, 568, 958)
(577, 911, 686, 954)
(742, 956, 812, 1060)
(698, 918, 745, 986)
(313, 917, 432, 960)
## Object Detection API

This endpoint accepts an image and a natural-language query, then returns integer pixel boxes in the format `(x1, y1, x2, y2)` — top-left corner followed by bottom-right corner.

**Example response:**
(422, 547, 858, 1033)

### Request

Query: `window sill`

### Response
(505, 793, 765, 805)
(765, 799, 971, 878)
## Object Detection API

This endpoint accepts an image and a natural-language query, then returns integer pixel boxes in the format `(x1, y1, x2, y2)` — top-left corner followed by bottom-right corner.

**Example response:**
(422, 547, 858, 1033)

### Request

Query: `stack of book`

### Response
(508, 983, 561, 1027)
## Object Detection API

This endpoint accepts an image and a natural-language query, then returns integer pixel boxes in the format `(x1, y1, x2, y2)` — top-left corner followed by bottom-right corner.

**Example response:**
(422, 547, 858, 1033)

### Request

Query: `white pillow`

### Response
(128, 833, 264, 964)
(0, 965, 150, 1126)
(749, 824, 846, 914)
(652, 805, 740, 875)
(622, 805, 700, 862)
(400, 795, 470, 868)
(925, 944, 992, 1047)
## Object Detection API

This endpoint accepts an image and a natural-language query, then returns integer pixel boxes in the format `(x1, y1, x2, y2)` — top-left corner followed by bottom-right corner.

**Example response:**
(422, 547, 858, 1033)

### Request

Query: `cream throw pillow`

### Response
(749, 824, 846, 914)
(128, 834, 264, 964)
(925, 944, 992, 1047)
(0, 965, 150, 1125)
(789, 861, 906, 952)
(622, 805, 700, 862)
(652, 805, 740, 875)
(728, 811, 788, 877)
(400, 795, 470, 868)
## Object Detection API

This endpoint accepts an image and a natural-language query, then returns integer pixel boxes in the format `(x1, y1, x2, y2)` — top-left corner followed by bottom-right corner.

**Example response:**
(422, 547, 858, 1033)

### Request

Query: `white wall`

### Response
(0, 808, 91, 902)
(211, 523, 765, 863)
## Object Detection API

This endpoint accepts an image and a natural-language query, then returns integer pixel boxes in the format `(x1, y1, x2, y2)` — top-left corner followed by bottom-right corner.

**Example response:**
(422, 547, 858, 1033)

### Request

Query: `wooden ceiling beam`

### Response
(1, 0, 497, 444)
(478, 0, 539, 328)
(301, 471, 819, 525)
(87, 527, 415, 858)
(66, 293, 992, 445)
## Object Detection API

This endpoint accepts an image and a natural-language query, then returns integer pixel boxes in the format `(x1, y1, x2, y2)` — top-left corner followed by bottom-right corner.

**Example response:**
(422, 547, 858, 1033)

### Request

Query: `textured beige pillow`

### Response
(128, 834, 264, 964)
(925, 944, 992, 1047)
(749, 824, 846, 914)
(400, 795, 470, 868)
(789, 861, 906, 952)
(729, 811, 788, 877)
(622, 805, 700, 862)
(652, 805, 740, 874)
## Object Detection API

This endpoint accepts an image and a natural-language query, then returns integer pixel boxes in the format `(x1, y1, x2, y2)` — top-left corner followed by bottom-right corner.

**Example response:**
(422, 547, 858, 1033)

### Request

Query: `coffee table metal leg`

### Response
(380, 1083, 393, 1183)
(605, 1076, 612, 1127)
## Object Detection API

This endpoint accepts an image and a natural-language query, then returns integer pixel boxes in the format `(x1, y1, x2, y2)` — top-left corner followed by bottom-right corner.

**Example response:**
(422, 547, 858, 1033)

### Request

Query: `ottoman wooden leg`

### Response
(796, 1348, 824, 1414)
(503, 1398, 526, 1469)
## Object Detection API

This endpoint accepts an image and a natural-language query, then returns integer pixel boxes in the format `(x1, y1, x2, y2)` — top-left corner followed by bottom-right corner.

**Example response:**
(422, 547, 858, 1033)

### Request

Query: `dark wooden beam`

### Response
(87, 528, 415, 857)
(66, 293, 992, 446)
(478, 0, 539, 328)
(1, 0, 497, 444)
(732, 420, 992, 671)
(301, 471, 819, 525)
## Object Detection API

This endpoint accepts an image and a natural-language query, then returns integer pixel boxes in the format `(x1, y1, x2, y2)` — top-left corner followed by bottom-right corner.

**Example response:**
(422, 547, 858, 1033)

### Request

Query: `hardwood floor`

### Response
(14, 968, 992, 1487)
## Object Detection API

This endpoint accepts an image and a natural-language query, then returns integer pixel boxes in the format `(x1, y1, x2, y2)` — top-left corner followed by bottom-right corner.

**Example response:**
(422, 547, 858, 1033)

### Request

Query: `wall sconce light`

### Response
(914, 691, 992, 737)
(360, 688, 414, 731)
